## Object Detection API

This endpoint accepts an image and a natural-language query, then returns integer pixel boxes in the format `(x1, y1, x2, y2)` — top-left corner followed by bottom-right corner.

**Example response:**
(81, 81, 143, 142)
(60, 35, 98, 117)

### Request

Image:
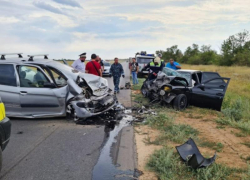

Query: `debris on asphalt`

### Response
(125, 82, 131, 89)
(176, 138, 217, 169)
(17, 131, 23, 134)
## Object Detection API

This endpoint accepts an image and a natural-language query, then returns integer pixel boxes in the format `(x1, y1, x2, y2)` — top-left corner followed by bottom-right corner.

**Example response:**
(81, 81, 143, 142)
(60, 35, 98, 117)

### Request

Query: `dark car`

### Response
(0, 97, 11, 171)
(141, 68, 230, 111)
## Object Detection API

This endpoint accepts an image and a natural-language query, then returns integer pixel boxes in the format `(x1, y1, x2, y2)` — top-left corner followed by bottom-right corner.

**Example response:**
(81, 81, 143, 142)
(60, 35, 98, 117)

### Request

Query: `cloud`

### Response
(0, 16, 20, 24)
(33, 1, 65, 15)
(52, 0, 82, 8)
(1, 0, 250, 59)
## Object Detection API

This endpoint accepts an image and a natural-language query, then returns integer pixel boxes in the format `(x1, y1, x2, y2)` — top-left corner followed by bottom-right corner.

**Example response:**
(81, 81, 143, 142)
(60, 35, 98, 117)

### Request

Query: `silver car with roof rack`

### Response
(0, 53, 117, 121)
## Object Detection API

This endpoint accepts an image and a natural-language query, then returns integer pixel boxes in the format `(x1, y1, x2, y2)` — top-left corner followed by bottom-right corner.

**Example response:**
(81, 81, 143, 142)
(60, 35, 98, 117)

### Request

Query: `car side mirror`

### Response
(198, 84, 205, 90)
(44, 82, 56, 88)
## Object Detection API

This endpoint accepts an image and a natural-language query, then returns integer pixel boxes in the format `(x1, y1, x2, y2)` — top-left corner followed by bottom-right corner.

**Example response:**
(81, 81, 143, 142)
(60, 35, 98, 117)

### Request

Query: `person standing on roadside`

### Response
(99, 56, 104, 72)
(130, 58, 139, 85)
(166, 58, 181, 70)
(85, 54, 102, 76)
(71, 53, 86, 73)
(109, 57, 124, 94)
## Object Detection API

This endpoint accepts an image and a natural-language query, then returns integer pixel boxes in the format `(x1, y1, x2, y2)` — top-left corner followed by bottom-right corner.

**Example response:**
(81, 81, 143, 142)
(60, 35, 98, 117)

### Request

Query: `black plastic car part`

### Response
(176, 138, 216, 169)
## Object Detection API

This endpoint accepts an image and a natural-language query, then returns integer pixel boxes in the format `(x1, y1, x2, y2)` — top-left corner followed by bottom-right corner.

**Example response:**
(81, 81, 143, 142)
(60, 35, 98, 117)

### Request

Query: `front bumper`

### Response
(0, 117, 11, 150)
(71, 95, 117, 118)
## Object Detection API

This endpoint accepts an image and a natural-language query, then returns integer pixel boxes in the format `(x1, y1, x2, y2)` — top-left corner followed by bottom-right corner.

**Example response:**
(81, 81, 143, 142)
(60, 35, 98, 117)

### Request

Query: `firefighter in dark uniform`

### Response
(143, 56, 165, 80)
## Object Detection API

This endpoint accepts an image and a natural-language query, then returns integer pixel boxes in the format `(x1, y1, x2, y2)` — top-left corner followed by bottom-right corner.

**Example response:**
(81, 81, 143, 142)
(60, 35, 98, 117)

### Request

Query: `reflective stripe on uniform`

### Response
(150, 60, 164, 67)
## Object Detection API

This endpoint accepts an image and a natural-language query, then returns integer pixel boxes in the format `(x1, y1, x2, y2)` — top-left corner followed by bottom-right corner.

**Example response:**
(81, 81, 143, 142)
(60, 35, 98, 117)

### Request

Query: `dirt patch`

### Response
(134, 126, 161, 180)
(176, 113, 250, 168)
(132, 90, 141, 95)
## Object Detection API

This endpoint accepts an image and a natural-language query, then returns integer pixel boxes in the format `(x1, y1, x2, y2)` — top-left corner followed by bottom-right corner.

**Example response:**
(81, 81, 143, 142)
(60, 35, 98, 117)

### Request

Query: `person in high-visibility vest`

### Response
(142, 56, 165, 80)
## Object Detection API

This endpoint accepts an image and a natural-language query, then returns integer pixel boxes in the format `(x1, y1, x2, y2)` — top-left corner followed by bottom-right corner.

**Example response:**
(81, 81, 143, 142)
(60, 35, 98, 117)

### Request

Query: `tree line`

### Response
(156, 30, 250, 66)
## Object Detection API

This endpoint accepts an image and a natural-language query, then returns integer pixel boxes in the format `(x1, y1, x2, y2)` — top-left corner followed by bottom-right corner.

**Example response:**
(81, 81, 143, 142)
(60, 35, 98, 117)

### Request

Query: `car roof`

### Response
(177, 69, 201, 73)
(0, 57, 56, 65)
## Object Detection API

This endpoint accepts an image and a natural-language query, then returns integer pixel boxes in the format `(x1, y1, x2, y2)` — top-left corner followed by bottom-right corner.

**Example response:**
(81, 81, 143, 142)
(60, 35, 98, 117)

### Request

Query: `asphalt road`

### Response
(0, 61, 135, 180)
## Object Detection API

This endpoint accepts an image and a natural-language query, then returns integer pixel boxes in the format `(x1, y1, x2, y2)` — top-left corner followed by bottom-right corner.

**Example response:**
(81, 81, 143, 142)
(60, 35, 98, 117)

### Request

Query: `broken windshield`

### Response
(162, 67, 190, 82)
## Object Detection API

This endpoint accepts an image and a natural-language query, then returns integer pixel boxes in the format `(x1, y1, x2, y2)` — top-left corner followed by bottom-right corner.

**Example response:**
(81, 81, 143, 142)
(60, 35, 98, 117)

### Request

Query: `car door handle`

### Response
(20, 91, 27, 95)
(216, 93, 224, 96)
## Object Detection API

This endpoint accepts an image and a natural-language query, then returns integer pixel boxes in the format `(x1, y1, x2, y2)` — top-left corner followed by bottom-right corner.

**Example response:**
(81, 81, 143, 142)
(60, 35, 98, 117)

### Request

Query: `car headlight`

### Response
(164, 86, 171, 92)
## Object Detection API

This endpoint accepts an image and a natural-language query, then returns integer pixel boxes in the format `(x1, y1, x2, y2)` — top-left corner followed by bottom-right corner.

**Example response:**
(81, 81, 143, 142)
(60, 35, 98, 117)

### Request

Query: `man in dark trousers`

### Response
(85, 54, 102, 77)
(109, 57, 124, 94)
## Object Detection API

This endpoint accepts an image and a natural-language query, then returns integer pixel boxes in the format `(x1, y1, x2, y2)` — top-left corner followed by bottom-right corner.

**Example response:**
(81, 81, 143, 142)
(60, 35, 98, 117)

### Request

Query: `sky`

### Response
(0, 0, 250, 60)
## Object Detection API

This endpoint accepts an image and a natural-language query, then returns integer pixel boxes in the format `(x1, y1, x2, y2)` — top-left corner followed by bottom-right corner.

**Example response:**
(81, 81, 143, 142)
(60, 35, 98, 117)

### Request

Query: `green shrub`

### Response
(222, 98, 243, 121)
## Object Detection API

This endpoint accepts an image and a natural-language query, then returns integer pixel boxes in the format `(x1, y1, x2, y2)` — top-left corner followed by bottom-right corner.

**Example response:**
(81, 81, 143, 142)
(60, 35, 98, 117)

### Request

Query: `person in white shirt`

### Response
(71, 53, 86, 73)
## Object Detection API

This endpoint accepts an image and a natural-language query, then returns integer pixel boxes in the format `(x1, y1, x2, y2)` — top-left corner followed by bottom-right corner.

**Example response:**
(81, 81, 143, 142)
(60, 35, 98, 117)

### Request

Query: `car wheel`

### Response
(0, 148, 2, 172)
(141, 84, 148, 97)
(66, 101, 79, 122)
(173, 94, 187, 111)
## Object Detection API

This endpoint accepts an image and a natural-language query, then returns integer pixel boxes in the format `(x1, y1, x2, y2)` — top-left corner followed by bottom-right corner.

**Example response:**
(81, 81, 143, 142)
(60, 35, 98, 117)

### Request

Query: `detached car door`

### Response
(17, 64, 65, 117)
(191, 73, 230, 111)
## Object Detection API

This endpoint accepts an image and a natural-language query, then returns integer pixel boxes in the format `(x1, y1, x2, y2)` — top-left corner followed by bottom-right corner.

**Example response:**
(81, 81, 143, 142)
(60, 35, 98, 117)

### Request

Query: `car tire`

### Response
(173, 94, 187, 111)
(0, 148, 2, 172)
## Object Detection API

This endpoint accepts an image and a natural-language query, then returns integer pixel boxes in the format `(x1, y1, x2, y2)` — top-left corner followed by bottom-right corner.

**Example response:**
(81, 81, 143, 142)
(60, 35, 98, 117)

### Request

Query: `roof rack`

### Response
(0, 53, 23, 60)
(28, 54, 49, 61)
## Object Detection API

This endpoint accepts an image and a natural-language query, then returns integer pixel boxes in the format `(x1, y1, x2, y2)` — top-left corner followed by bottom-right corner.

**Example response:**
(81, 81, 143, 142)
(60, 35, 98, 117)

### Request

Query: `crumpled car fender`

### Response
(67, 79, 82, 96)
(176, 138, 216, 169)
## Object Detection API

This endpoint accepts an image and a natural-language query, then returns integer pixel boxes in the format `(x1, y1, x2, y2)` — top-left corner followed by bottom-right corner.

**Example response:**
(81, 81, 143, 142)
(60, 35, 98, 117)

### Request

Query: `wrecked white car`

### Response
(0, 54, 117, 121)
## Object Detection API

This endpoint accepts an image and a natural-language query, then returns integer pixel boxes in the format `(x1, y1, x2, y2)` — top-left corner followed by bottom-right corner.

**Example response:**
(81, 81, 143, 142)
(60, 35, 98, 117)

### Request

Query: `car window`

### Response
(18, 65, 50, 88)
(43, 67, 67, 87)
(0, 64, 17, 86)
(202, 72, 223, 83)
(204, 79, 226, 92)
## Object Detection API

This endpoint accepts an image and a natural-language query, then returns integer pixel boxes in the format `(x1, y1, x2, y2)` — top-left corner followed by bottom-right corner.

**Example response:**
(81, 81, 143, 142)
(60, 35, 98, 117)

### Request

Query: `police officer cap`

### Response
(154, 57, 161, 64)
(79, 53, 86, 57)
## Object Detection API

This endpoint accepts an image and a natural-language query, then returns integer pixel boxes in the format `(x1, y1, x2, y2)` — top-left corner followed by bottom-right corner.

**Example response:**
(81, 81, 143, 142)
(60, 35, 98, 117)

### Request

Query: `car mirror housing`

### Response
(44, 82, 56, 88)
(198, 84, 205, 90)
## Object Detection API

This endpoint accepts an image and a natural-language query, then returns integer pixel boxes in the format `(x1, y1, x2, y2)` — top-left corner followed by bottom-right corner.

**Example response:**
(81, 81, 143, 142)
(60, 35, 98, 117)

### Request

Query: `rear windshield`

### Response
(136, 58, 153, 64)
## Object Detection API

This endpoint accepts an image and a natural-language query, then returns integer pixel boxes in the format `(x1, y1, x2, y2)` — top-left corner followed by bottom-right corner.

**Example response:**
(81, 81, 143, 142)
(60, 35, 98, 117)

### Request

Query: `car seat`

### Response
(34, 71, 46, 87)
(20, 71, 32, 87)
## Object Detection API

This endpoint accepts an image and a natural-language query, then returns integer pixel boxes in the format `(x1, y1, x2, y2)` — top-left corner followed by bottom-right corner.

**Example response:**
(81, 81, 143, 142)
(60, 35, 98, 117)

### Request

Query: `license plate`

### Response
(142, 71, 149, 73)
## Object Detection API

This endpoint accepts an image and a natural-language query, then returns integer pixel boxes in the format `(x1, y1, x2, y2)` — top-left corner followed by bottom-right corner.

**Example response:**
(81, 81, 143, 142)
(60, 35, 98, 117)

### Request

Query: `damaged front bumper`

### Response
(71, 95, 118, 119)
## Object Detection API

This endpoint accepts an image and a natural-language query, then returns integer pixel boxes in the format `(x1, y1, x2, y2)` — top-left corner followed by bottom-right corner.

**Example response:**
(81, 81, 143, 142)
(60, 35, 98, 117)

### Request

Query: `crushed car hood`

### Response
(78, 73, 109, 96)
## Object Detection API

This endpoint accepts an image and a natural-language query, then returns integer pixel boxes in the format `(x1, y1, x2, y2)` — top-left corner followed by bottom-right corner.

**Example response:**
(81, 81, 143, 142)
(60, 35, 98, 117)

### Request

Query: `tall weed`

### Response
(222, 98, 243, 121)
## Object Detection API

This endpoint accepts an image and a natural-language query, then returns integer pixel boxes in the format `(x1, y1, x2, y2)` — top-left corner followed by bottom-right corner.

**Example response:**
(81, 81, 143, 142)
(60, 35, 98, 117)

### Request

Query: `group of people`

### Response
(71, 53, 125, 94)
(71, 52, 181, 94)
(130, 54, 182, 83)
(71, 53, 104, 76)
